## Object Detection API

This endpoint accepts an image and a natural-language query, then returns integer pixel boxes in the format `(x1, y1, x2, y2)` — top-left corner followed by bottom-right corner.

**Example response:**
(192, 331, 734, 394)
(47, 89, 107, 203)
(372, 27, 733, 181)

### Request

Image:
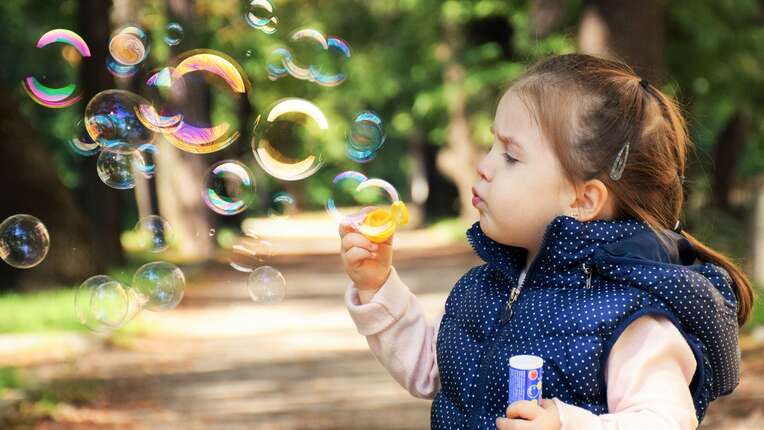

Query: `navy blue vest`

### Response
(431, 215, 740, 429)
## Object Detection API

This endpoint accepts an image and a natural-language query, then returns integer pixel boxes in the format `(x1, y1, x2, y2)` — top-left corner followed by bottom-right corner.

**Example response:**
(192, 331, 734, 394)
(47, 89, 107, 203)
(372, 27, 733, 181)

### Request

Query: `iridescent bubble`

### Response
(22, 29, 91, 108)
(247, 266, 286, 305)
(68, 119, 101, 156)
(252, 98, 328, 181)
(346, 111, 385, 163)
(135, 67, 185, 134)
(96, 144, 138, 189)
(134, 215, 174, 253)
(106, 53, 140, 78)
(162, 50, 249, 154)
(230, 229, 274, 273)
(108, 25, 149, 66)
(0, 215, 50, 269)
(245, 0, 278, 34)
(309, 36, 351, 87)
(267, 29, 351, 87)
(75, 275, 129, 333)
(268, 192, 296, 219)
(164, 22, 184, 46)
(132, 143, 159, 178)
(132, 261, 186, 311)
(85, 89, 155, 149)
(203, 160, 256, 215)
(325, 171, 369, 224)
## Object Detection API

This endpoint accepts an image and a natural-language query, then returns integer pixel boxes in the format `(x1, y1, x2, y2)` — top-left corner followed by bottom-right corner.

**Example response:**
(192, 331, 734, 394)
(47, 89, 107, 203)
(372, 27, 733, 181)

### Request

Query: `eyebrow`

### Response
(490, 125, 525, 153)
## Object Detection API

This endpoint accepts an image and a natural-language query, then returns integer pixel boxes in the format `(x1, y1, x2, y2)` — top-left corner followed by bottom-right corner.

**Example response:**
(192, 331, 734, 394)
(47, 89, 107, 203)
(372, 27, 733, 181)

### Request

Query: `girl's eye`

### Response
(503, 153, 518, 164)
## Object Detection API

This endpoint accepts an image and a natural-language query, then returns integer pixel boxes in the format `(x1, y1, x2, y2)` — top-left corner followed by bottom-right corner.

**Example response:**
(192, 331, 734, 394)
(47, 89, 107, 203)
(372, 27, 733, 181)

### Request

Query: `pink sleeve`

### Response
(552, 314, 699, 430)
(345, 266, 442, 399)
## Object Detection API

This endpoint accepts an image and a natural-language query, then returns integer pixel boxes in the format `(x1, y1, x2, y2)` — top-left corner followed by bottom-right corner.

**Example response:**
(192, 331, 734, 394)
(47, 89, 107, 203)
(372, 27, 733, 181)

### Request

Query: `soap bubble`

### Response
(135, 67, 185, 134)
(109, 25, 149, 66)
(267, 192, 296, 219)
(22, 29, 90, 108)
(346, 111, 385, 163)
(0, 215, 50, 269)
(68, 119, 101, 156)
(309, 36, 351, 87)
(84, 89, 155, 149)
(245, 0, 278, 34)
(161, 50, 249, 154)
(230, 230, 274, 272)
(267, 29, 351, 86)
(203, 160, 256, 216)
(132, 143, 159, 178)
(132, 261, 186, 311)
(247, 266, 286, 305)
(134, 215, 174, 253)
(75, 275, 129, 333)
(325, 171, 370, 224)
(96, 144, 138, 189)
(164, 22, 184, 46)
(106, 54, 140, 78)
(252, 98, 328, 181)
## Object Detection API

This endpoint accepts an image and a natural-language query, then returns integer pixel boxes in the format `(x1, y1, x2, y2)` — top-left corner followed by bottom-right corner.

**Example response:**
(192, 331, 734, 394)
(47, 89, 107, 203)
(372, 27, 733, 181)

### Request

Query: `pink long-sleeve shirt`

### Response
(345, 266, 699, 429)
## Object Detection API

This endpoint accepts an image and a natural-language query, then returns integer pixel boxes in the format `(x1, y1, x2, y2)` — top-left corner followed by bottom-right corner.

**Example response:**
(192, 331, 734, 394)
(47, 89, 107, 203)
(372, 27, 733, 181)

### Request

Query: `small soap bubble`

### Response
(109, 25, 149, 66)
(247, 266, 286, 305)
(252, 98, 328, 181)
(134, 215, 174, 253)
(346, 111, 385, 163)
(230, 231, 274, 272)
(0, 214, 50, 269)
(132, 143, 159, 178)
(68, 119, 101, 157)
(203, 160, 256, 215)
(164, 22, 184, 46)
(75, 275, 130, 333)
(96, 144, 138, 189)
(209, 228, 216, 237)
(245, 0, 278, 34)
(132, 261, 186, 311)
(268, 192, 297, 219)
(246, 50, 253, 57)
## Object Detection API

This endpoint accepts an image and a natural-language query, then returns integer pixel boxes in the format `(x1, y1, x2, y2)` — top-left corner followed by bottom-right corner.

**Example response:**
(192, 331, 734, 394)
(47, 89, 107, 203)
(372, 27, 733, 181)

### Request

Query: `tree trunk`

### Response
(0, 91, 99, 290)
(151, 0, 214, 259)
(436, 22, 480, 222)
(77, 0, 126, 269)
(578, 0, 666, 84)
(710, 110, 753, 213)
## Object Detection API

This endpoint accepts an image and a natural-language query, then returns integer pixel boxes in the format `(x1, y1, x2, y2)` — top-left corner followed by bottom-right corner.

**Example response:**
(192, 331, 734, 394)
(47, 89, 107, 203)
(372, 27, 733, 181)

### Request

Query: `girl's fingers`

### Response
(344, 247, 376, 265)
(495, 417, 533, 430)
(338, 221, 356, 238)
(506, 401, 541, 420)
(342, 232, 379, 253)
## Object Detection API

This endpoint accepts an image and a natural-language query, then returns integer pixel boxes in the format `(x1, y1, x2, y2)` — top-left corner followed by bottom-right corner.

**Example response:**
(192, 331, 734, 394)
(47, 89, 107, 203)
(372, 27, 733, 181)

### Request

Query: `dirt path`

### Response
(6, 250, 764, 429)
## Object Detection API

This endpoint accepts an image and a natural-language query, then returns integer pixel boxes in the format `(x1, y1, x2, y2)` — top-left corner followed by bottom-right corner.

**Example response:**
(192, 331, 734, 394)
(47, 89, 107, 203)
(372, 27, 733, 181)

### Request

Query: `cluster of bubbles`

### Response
(267, 28, 351, 87)
(75, 261, 186, 333)
(18, 15, 394, 311)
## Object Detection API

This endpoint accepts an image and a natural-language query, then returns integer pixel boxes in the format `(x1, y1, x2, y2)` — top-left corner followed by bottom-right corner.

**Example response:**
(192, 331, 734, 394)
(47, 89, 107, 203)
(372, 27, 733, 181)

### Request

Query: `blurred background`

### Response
(0, 0, 762, 428)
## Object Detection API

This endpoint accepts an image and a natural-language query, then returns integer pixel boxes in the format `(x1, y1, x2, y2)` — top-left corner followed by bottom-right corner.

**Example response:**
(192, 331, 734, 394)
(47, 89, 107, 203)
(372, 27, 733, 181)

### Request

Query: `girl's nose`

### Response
(476, 156, 492, 181)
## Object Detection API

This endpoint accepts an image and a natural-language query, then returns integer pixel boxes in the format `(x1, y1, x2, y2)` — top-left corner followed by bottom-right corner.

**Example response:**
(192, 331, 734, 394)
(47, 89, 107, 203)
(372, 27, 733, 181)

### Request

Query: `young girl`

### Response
(339, 53, 752, 430)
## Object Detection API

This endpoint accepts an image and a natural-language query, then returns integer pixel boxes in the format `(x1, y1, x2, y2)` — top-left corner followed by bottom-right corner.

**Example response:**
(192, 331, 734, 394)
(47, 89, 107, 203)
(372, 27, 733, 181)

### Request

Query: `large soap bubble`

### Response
(0, 214, 50, 269)
(252, 98, 328, 181)
(22, 29, 91, 108)
(96, 143, 139, 190)
(132, 261, 186, 311)
(84, 89, 155, 149)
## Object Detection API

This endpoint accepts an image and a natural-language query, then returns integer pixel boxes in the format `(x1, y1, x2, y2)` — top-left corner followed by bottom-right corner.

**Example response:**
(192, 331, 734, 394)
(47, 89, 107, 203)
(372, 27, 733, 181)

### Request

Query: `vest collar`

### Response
(466, 215, 697, 279)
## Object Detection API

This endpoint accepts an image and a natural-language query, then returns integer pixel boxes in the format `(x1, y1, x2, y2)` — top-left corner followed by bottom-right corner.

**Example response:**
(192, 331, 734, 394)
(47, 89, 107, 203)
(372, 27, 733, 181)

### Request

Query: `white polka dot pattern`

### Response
(430, 215, 740, 428)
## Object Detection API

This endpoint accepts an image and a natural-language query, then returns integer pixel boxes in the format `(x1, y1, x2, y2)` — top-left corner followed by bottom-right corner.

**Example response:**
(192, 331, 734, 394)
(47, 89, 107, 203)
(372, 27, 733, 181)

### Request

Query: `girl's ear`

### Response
(569, 179, 613, 221)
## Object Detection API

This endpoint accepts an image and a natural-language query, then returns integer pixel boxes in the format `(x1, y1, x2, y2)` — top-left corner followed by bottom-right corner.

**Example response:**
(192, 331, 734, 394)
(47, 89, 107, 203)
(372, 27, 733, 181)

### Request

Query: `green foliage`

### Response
(0, 289, 83, 333)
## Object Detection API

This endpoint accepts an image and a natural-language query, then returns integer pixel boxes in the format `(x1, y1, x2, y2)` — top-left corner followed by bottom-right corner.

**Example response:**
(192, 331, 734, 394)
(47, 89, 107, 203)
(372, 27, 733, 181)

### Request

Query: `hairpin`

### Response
(609, 140, 630, 181)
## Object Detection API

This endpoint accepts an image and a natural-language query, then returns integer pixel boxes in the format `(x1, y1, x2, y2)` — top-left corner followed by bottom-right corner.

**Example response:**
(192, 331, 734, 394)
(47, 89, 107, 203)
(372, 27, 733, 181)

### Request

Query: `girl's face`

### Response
(472, 90, 576, 256)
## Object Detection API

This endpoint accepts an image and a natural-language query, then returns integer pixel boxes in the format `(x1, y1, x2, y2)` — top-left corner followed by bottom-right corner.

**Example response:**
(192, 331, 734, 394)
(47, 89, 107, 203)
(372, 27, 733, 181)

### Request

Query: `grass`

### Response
(0, 367, 22, 395)
(0, 289, 83, 334)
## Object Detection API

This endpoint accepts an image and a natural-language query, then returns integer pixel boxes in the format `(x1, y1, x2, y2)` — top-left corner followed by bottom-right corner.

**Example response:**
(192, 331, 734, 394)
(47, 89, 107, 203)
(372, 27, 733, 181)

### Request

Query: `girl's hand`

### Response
(496, 399, 561, 430)
(339, 220, 393, 291)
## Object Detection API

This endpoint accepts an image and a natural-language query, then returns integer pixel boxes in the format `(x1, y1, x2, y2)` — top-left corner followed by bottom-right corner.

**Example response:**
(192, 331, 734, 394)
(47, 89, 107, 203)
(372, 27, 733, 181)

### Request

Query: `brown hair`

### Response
(508, 53, 754, 326)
